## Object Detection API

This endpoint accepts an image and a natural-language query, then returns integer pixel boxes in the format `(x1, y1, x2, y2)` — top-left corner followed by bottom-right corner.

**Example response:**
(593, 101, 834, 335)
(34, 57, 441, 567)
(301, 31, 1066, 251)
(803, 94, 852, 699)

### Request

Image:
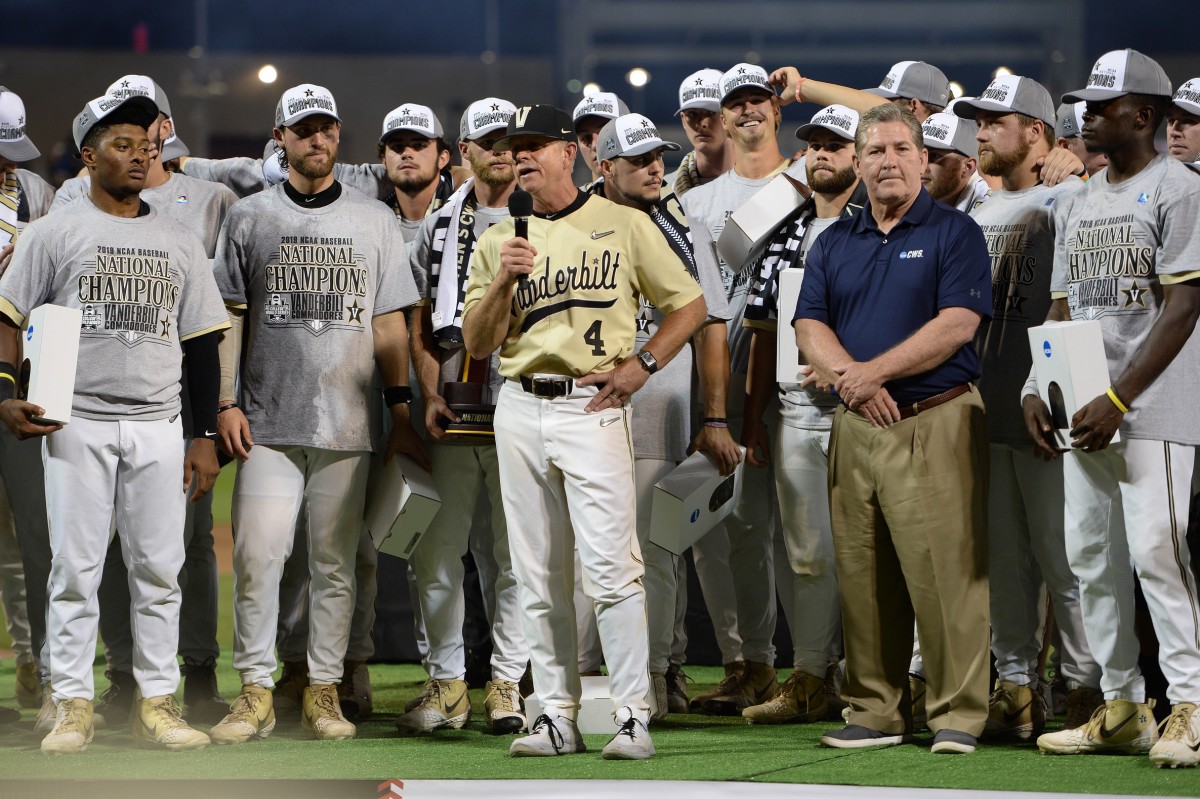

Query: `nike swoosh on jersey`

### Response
(600, 416, 620, 427)
(590, 230, 614, 240)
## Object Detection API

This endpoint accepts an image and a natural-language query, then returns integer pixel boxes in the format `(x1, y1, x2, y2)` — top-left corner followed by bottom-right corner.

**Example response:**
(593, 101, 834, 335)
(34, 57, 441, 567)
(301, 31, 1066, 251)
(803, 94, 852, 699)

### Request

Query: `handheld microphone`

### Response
(508, 189, 533, 284)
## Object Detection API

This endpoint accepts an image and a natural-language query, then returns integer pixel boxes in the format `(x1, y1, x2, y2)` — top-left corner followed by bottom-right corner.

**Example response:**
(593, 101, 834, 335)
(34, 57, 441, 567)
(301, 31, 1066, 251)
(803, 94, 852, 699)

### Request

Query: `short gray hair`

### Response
(855, 102, 924, 156)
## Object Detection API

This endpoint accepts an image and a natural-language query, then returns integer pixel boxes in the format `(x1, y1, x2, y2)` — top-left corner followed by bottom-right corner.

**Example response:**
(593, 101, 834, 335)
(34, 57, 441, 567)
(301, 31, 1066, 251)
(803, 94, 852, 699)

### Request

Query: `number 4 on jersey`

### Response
(584, 320, 606, 356)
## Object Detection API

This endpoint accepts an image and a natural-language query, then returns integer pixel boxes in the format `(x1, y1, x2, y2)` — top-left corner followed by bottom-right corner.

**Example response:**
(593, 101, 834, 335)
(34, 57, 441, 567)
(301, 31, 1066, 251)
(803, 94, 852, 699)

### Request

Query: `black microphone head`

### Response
(508, 188, 533, 218)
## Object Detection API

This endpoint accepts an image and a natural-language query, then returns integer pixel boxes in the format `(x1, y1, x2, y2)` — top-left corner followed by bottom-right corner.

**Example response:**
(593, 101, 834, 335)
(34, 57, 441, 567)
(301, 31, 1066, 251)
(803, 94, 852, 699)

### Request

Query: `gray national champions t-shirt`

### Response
(51, 173, 238, 257)
(214, 183, 419, 451)
(1050, 156, 1200, 444)
(973, 178, 1082, 445)
(0, 200, 229, 420)
(682, 163, 789, 376)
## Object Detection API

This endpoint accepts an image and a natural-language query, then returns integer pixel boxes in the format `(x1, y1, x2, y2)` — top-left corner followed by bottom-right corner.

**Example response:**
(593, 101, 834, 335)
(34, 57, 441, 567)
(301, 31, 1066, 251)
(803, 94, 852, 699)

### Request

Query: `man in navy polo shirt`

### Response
(794, 102, 992, 754)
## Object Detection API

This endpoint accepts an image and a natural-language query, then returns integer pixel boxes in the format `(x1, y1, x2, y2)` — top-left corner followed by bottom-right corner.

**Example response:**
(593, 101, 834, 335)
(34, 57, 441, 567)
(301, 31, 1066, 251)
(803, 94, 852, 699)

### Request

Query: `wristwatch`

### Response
(636, 350, 659, 375)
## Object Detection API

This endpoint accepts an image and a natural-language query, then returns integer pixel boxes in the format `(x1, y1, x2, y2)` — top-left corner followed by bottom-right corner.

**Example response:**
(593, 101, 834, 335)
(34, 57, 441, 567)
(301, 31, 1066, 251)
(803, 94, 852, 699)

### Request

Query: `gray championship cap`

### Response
(1174, 78, 1200, 115)
(953, 75, 1056, 126)
(794, 104, 860, 142)
(719, 63, 774, 104)
(380, 103, 444, 143)
(0, 88, 40, 162)
(106, 75, 172, 119)
(459, 98, 517, 141)
(597, 113, 681, 161)
(865, 61, 951, 108)
(572, 93, 629, 131)
(72, 92, 159, 155)
(1055, 102, 1086, 140)
(275, 84, 340, 129)
(1062, 49, 1172, 104)
(677, 68, 723, 114)
(922, 112, 979, 158)
(492, 105, 576, 153)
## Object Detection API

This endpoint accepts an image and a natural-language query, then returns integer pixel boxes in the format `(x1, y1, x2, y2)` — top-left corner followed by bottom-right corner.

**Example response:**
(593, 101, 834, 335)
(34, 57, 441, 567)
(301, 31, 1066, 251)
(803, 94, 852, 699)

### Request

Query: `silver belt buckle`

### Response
(532, 375, 571, 398)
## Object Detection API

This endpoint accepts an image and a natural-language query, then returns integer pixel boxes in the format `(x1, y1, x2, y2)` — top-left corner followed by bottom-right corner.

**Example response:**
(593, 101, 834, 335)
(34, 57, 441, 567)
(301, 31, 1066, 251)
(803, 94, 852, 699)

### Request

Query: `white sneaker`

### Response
(602, 706, 655, 760)
(1150, 702, 1200, 768)
(509, 713, 585, 757)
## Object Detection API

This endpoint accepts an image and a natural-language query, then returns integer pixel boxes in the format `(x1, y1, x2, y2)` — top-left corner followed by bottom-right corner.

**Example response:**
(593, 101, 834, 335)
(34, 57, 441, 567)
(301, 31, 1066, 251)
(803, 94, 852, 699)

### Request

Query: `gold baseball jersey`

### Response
(464, 193, 703, 378)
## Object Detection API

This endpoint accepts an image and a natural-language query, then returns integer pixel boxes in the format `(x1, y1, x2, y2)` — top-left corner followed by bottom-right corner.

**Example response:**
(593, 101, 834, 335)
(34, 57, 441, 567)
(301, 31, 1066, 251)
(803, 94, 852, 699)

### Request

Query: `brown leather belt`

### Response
(518, 375, 573, 398)
(897, 383, 971, 420)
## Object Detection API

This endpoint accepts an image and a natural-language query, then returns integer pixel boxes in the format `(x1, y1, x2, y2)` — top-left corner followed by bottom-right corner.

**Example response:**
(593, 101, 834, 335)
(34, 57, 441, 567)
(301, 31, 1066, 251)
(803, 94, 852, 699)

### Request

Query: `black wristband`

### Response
(701, 416, 728, 424)
(384, 386, 414, 407)
(1072, 166, 1087, 178)
(217, 402, 239, 414)
(0, 361, 15, 402)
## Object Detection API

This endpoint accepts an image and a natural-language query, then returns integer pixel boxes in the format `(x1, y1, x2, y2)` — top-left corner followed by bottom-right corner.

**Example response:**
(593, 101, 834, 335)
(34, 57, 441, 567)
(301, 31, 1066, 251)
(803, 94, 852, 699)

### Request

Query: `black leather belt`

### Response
(519, 375, 573, 398)
(897, 383, 971, 420)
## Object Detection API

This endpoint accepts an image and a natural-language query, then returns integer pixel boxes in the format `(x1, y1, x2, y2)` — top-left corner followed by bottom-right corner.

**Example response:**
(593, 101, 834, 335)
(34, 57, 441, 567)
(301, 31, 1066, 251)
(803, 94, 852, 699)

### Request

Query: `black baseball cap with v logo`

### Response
(492, 105, 576, 153)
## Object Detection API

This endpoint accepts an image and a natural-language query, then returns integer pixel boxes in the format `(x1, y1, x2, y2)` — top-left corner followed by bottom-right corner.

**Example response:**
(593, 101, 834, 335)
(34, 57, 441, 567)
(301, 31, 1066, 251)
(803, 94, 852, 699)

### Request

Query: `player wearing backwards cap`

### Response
(1018, 50, 1200, 767)
(206, 84, 426, 745)
(740, 104, 869, 726)
(591, 112, 737, 720)
(1168, 79, 1200, 164)
(0, 91, 229, 754)
(669, 69, 734, 197)
(1056, 102, 1109, 176)
(398, 97, 533, 736)
(0, 85, 55, 725)
(572, 92, 629, 185)
(681, 63, 790, 716)
(48, 74, 240, 731)
(920, 113, 989, 211)
(463, 104, 706, 759)
(950, 75, 1101, 742)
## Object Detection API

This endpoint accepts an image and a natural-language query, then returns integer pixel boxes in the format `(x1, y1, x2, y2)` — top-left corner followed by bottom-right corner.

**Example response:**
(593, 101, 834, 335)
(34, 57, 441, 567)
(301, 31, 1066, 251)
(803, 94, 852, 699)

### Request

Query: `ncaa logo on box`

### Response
(690, 509, 700, 524)
(1043, 340, 1052, 358)
(25, 324, 33, 342)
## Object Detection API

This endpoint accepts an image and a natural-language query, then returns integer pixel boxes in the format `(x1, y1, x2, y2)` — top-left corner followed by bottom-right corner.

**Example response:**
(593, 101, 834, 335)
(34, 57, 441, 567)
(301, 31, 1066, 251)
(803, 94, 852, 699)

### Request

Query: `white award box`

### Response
(525, 675, 658, 735)
(776, 268, 807, 384)
(715, 173, 806, 270)
(364, 455, 441, 559)
(649, 448, 746, 556)
(24, 304, 81, 425)
(1027, 319, 1118, 445)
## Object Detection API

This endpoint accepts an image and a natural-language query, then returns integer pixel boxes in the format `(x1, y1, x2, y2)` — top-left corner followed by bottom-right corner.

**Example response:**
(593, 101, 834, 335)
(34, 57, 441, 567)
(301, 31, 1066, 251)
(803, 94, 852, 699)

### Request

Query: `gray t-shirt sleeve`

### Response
(212, 207, 249, 307)
(408, 213, 438, 301)
(333, 163, 392, 202)
(374, 217, 419, 315)
(49, 176, 89, 212)
(1157, 169, 1200, 277)
(183, 157, 269, 198)
(1049, 192, 1075, 297)
(0, 223, 54, 322)
(176, 233, 231, 339)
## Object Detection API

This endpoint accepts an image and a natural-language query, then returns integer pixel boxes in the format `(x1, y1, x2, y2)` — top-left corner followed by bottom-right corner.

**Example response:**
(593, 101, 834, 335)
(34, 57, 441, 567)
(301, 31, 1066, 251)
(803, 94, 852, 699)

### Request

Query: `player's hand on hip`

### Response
(858, 387, 901, 428)
(737, 418, 771, 469)
(183, 438, 221, 503)
(499, 238, 536, 285)
(386, 405, 432, 471)
(0, 399, 60, 439)
(424, 394, 459, 440)
(217, 406, 253, 461)
(694, 424, 743, 475)
(1021, 394, 1063, 460)
(578, 359, 649, 413)
(1069, 394, 1121, 453)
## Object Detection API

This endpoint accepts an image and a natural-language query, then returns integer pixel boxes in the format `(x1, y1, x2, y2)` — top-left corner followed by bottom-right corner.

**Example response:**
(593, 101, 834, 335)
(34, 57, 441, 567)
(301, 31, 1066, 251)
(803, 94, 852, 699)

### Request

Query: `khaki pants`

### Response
(829, 387, 990, 736)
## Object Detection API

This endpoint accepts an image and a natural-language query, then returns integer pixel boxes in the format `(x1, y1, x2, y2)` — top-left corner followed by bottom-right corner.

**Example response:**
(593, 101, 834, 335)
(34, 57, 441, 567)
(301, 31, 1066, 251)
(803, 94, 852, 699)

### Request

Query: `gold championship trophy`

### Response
(439, 353, 496, 438)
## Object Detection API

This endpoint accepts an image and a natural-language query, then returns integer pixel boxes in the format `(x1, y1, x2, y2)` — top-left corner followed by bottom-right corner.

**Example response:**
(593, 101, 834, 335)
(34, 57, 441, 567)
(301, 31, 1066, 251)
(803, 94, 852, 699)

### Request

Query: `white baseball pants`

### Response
(230, 444, 369, 687)
(773, 424, 840, 675)
(494, 380, 649, 719)
(989, 443, 1098, 688)
(1064, 439, 1200, 702)
(409, 440, 528, 683)
(43, 416, 185, 701)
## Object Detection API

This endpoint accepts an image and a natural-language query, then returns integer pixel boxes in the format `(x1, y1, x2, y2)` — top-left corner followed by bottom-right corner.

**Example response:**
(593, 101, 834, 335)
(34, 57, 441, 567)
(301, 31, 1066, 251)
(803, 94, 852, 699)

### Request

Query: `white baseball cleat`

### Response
(602, 706, 655, 760)
(509, 713, 585, 756)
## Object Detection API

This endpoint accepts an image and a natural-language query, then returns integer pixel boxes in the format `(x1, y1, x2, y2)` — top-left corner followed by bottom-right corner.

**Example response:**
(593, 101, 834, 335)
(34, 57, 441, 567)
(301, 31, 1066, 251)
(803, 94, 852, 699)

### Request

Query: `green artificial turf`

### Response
(0, 468, 1196, 793)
